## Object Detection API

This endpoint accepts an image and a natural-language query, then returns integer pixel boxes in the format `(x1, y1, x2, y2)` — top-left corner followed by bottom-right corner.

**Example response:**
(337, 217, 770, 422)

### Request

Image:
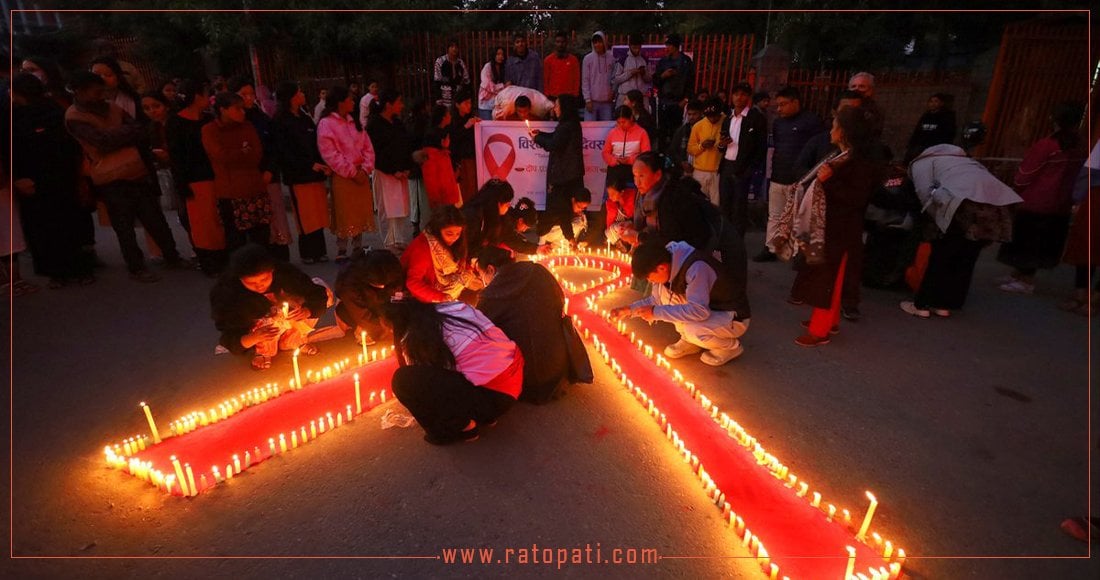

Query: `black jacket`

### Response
(367, 115, 415, 174)
(477, 262, 570, 403)
(533, 119, 584, 186)
(166, 113, 215, 189)
(210, 263, 328, 354)
(720, 106, 768, 177)
(245, 106, 277, 174)
(270, 111, 326, 185)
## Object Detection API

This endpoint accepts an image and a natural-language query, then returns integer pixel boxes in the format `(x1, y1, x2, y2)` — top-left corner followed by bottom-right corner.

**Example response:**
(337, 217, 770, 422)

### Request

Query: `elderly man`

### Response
(847, 71, 884, 139)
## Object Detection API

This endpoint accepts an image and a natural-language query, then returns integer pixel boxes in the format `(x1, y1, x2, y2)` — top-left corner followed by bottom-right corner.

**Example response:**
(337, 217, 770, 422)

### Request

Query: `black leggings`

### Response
(391, 365, 514, 443)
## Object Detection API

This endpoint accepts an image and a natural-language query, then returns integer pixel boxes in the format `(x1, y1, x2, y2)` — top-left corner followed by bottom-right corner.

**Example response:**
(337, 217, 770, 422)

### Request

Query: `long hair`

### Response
(489, 46, 507, 84)
(425, 205, 468, 262)
(384, 298, 484, 369)
(175, 78, 208, 110)
(22, 56, 66, 96)
(556, 94, 581, 123)
(89, 55, 140, 102)
(1051, 101, 1084, 152)
(273, 81, 301, 119)
(834, 106, 877, 160)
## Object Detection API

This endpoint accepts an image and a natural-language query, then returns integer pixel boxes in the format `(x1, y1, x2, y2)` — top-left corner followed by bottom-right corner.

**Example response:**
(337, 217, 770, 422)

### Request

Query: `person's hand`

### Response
(636, 305, 656, 322)
(702, 139, 715, 150)
(286, 304, 311, 321)
(536, 244, 553, 255)
(244, 324, 280, 347)
(718, 136, 732, 148)
(619, 227, 639, 246)
(262, 171, 273, 184)
(353, 168, 369, 185)
(610, 306, 633, 321)
(465, 117, 480, 129)
(13, 178, 35, 196)
(586, 101, 594, 113)
(528, 129, 540, 138)
(817, 163, 834, 183)
(636, 66, 646, 76)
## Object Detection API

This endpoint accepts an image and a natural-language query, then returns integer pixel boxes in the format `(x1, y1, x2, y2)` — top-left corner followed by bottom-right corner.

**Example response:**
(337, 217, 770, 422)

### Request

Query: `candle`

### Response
(346, 404, 353, 422)
(883, 540, 893, 560)
(360, 331, 368, 363)
(844, 546, 856, 580)
(269, 438, 277, 456)
(233, 454, 241, 473)
(184, 463, 197, 497)
(354, 373, 362, 414)
(279, 434, 288, 453)
(291, 431, 299, 448)
(895, 549, 906, 567)
(326, 413, 334, 431)
(225, 464, 234, 479)
(811, 492, 821, 507)
(827, 504, 836, 521)
(282, 301, 289, 318)
(212, 465, 222, 483)
(140, 403, 162, 444)
(170, 456, 188, 496)
(199, 474, 208, 491)
(311, 421, 317, 439)
(769, 563, 779, 580)
(857, 491, 878, 540)
(381, 390, 387, 403)
(888, 563, 901, 579)
(293, 348, 302, 391)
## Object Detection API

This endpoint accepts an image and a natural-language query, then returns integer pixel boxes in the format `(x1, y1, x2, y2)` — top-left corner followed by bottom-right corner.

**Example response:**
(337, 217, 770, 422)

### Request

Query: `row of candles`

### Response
(536, 249, 907, 580)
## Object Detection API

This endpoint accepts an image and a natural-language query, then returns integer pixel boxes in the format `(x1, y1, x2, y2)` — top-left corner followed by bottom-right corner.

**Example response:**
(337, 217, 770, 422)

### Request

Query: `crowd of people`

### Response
(3, 33, 1094, 446)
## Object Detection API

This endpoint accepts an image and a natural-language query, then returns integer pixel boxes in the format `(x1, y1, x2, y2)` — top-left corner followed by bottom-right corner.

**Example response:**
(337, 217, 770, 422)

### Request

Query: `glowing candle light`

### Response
(895, 549, 906, 567)
(212, 466, 222, 483)
(360, 331, 368, 363)
(244, 451, 251, 466)
(140, 402, 162, 444)
(300, 426, 307, 442)
(857, 492, 878, 540)
(811, 492, 821, 507)
(225, 464, 234, 480)
(170, 456, 188, 496)
(233, 454, 241, 473)
(291, 431, 298, 448)
(888, 563, 902, 580)
(293, 348, 302, 391)
(354, 373, 362, 414)
(844, 546, 856, 580)
(346, 404, 353, 422)
(827, 504, 836, 521)
(311, 421, 317, 439)
(123, 439, 133, 456)
(136, 436, 146, 451)
(269, 438, 277, 456)
(883, 540, 893, 560)
(279, 434, 288, 453)
(166, 474, 178, 495)
(381, 390, 387, 403)
(318, 416, 326, 434)
(769, 563, 779, 579)
(282, 301, 290, 318)
(184, 463, 198, 496)
(326, 412, 335, 431)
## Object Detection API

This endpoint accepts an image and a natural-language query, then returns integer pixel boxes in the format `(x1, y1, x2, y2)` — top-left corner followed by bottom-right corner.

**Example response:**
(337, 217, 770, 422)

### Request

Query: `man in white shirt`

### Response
(717, 82, 767, 237)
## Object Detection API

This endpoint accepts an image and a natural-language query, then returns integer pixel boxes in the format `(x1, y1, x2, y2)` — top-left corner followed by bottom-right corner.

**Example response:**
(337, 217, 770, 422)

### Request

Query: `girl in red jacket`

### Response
(420, 130, 462, 210)
(400, 205, 482, 303)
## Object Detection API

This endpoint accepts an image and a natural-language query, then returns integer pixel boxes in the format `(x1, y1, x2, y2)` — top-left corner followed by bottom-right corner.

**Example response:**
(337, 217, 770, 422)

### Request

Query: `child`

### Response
(420, 130, 462, 210)
(612, 239, 748, 366)
(604, 175, 638, 251)
(334, 249, 406, 346)
(538, 188, 590, 247)
(386, 294, 524, 445)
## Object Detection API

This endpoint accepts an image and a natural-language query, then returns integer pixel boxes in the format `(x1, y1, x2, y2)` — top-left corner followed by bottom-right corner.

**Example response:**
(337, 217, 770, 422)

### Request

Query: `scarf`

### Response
(772, 150, 848, 265)
(425, 233, 480, 299)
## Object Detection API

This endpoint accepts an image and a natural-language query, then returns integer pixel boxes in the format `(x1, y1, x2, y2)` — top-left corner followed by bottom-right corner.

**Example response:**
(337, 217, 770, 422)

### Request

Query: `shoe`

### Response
(129, 270, 161, 283)
(786, 296, 805, 306)
(794, 333, 830, 347)
(664, 339, 703, 359)
(163, 257, 195, 270)
(334, 253, 349, 264)
(423, 426, 480, 446)
(752, 249, 778, 262)
(700, 343, 744, 366)
(318, 255, 330, 263)
(841, 306, 861, 321)
(931, 308, 951, 318)
(899, 301, 930, 319)
(999, 280, 1034, 294)
(801, 320, 839, 335)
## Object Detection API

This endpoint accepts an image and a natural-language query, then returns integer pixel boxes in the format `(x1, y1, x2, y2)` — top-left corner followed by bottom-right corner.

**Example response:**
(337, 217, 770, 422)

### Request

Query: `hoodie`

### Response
(581, 31, 615, 104)
(630, 241, 737, 330)
(613, 47, 652, 104)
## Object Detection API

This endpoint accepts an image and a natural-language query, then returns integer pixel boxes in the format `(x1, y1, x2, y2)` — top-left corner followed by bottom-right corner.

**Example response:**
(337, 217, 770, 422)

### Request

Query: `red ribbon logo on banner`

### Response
(483, 133, 517, 180)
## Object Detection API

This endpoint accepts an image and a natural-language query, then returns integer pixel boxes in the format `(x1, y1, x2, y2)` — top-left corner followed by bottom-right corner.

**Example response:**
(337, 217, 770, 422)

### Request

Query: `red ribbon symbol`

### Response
(483, 133, 517, 180)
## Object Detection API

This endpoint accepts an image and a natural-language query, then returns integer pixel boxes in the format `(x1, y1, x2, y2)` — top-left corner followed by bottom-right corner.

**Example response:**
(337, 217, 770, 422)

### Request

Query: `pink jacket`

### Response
(316, 113, 375, 179)
(601, 122, 651, 167)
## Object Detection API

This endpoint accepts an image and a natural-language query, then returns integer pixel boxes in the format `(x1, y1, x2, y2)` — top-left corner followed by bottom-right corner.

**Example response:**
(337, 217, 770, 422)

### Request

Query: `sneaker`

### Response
(423, 429, 480, 446)
(998, 280, 1035, 294)
(794, 333, 830, 347)
(664, 339, 703, 359)
(931, 308, 951, 318)
(801, 320, 839, 335)
(700, 343, 744, 366)
(899, 301, 931, 319)
(129, 270, 161, 283)
(841, 306, 861, 321)
(752, 249, 778, 262)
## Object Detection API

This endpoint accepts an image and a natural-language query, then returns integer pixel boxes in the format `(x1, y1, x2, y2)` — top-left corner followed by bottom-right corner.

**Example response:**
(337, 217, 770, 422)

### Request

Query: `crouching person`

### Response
(334, 249, 406, 346)
(211, 244, 331, 370)
(386, 294, 523, 445)
(612, 240, 749, 366)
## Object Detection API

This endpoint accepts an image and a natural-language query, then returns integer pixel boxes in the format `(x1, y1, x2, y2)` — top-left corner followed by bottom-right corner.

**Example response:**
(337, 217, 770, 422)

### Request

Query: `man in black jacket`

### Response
(717, 82, 767, 237)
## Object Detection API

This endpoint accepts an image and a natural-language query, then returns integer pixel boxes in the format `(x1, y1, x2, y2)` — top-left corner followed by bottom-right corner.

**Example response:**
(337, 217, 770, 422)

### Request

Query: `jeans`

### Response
(584, 101, 614, 121)
(99, 179, 181, 273)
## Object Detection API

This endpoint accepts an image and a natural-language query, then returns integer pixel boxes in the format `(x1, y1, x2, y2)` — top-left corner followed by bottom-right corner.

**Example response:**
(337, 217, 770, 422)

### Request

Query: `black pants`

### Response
(914, 226, 988, 310)
(657, 101, 682, 151)
(840, 236, 864, 310)
(392, 365, 515, 443)
(718, 162, 751, 237)
(217, 199, 272, 254)
(298, 229, 328, 261)
(99, 179, 180, 273)
(540, 177, 584, 243)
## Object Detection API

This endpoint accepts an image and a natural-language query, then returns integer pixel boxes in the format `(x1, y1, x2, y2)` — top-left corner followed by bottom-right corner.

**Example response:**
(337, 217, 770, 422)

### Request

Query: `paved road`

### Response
(6, 217, 1098, 579)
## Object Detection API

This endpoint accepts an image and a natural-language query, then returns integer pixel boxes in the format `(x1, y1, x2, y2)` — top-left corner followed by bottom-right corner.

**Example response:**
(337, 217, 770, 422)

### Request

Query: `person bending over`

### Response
(334, 249, 406, 346)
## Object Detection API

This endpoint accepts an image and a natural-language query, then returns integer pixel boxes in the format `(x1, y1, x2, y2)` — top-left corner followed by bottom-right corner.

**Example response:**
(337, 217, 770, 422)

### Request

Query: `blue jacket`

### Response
(506, 50, 543, 92)
(771, 110, 825, 185)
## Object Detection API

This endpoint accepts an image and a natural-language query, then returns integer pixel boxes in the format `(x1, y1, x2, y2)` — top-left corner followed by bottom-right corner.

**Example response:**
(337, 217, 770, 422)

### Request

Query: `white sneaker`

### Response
(999, 280, 1035, 294)
(900, 301, 931, 319)
(700, 343, 744, 366)
(664, 339, 703, 359)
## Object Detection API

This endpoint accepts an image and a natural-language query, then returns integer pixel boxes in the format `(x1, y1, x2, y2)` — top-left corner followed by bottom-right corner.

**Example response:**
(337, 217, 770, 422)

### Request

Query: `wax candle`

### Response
(311, 421, 317, 438)
(269, 438, 277, 456)
(827, 504, 836, 521)
(291, 430, 299, 448)
(844, 546, 856, 580)
(212, 465, 222, 483)
(233, 454, 241, 473)
(279, 434, 288, 453)
(354, 373, 362, 414)
(170, 456, 188, 496)
(184, 463, 197, 497)
(895, 549, 906, 567)
(326, 413, 334, 431)
(244, 451, 251, 466)
(346, 404, 353, 422)
(857, 491, 878, 540)
(811, 492, 821, 507)
(888, 563, 901, 580)
(293, 348, 302, 391)
(140, 403, 162, 444)
(225, 464, 234, 480)
(282, 301, 289, 318)
(883, 540, 893, 560)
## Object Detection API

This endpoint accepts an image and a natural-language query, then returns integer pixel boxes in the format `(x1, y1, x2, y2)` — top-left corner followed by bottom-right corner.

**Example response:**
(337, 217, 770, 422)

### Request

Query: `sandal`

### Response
(298, 343, 319, 356)
(251, 355, 272, 371)
(1059, 516, 1099, 543)
(12, 280, 41, 296)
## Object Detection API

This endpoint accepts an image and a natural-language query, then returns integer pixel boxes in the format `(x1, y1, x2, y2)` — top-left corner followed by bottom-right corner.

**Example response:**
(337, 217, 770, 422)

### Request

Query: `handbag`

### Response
(561, 315, 593, 384)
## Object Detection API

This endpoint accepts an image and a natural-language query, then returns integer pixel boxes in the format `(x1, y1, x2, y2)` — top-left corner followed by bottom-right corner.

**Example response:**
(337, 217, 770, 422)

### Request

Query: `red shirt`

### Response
(543, 53, 580, 99)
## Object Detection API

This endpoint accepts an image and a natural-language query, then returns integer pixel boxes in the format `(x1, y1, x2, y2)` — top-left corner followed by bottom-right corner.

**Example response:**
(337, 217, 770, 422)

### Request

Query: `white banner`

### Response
(474, 120, 616, 210)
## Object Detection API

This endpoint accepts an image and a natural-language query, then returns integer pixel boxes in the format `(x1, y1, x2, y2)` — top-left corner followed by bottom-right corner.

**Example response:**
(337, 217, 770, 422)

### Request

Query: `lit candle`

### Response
(184, 463, 197, 497)
(269, 438, 277, 456)
(300, 426, 308, 443)
(140, 402, 162, 444)
(311, 421, 317, 439)
(291, 431, 298, 448)
(346, 404, 352, 422)
(279, 434, 288, 453)
(326, 413, 334, 431)
(244, 451, 251, 466)
(888, 563, 901, 580)
(212, 465, 222, 483)
(360, 331, 368, 363)
(282, 301, 290, 318)
(381, 390, 387, 403)
(225, 464, 234, 479)
(827, 504, 836, 521)
(883, 540, 893, 560)
(170, 456, 188, 496)
(857, 491, 878, 540)
(769, 563, 779, 580)
(844, 546, 856, 580)
(199, 474, 208, 492)
(233, 454, 241, 473)
(293, 348, 302, 390)
(895, 549, 906, 567)
(811, 492, 821, 507)
(354, 373, 362, 414)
